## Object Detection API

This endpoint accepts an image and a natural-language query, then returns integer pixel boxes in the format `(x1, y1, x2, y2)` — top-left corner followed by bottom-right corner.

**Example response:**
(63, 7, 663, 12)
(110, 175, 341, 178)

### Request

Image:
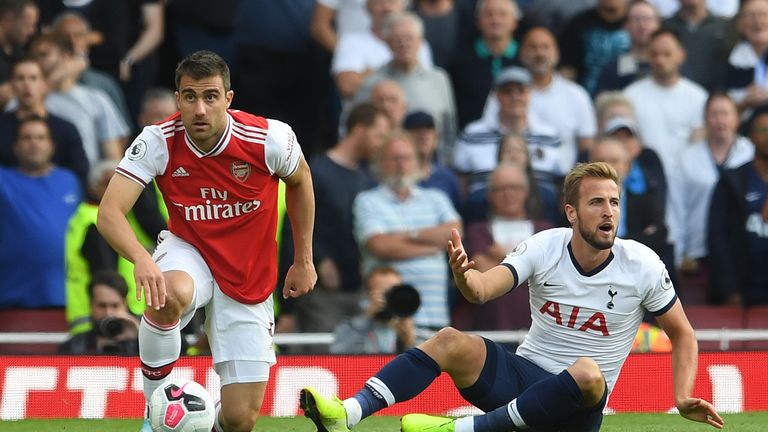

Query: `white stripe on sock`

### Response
(507, 399, 528, 429)
(343, 398, 362, 428)
(365, 377, 396, 406)
(455, 416, 475, 432)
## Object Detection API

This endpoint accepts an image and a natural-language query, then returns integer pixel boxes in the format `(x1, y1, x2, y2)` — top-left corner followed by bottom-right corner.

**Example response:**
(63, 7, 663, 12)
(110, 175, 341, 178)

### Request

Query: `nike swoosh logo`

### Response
(170, 382, 189, 399)
(543, 282, 562, 287)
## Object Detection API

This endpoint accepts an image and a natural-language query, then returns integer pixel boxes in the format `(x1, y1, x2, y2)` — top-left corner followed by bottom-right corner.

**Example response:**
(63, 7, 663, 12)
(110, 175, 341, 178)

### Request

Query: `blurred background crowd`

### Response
(1, 0, 768, 355)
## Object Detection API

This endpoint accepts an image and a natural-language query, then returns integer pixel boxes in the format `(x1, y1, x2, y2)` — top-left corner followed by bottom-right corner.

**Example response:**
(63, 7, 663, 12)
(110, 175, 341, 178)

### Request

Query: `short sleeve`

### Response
(332, 35, 365, 74)
(115, 125, 169, 187)
(642, 261, 678, 316)
(431, 189, 460, 223)
(92, 89, 130, 141)
(500, 233, 546, 290)
(317, 0, 340, 9)
(265, 119, 302, 178)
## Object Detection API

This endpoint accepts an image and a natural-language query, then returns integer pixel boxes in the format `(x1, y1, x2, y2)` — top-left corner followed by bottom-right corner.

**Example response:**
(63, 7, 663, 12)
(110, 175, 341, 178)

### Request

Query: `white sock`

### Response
(507, 399, 528, 429)
(213, 401, 224, 432)
(455, 416, 475, 432)
(343, 398, 362, 428)
(139, 315, 181, 402)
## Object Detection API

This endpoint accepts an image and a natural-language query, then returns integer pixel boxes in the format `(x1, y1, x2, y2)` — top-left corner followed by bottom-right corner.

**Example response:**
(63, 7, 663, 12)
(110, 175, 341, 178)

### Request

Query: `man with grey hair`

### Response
(332, 0, 434, 100)
(353, 131, 461, 332)
(355, 11, 457, 162)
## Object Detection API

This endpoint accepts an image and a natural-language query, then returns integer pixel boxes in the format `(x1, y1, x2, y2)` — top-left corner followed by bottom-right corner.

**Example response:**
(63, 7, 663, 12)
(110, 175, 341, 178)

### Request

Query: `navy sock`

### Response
(353, 348, 441, 419)
(474, 370, 584, 432)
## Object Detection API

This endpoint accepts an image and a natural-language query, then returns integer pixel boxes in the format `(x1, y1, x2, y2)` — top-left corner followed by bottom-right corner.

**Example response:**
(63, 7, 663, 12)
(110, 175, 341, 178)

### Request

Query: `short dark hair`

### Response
(87, 270, 130, 300)
(346, 103, 385, 132)
(175, 50, 231, 91)
(650, 28, 683, 47)
(16, 114, 50, 138)
(11, 55, 44, 76)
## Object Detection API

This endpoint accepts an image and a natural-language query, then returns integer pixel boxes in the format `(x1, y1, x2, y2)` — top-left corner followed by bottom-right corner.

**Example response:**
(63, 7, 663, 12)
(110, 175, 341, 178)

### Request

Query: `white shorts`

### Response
(153, 231, 276, 380)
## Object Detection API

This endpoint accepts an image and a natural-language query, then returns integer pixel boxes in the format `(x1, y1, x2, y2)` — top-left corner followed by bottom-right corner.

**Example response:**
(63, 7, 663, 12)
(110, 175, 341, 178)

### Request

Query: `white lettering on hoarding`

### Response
(708, 365, 743, 413)
(1, 367, 57, 420)
(272, 367, 338, 417)
(67, 367, 128, 418)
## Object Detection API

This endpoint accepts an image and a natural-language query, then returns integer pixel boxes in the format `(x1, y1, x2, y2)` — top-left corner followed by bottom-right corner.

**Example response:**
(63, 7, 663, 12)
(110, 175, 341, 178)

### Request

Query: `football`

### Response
(148, 379, 216, 431)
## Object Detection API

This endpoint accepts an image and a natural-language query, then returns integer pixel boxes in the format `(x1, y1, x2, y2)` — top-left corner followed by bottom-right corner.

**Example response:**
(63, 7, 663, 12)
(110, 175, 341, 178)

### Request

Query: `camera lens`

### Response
(98, 317, 124, 338)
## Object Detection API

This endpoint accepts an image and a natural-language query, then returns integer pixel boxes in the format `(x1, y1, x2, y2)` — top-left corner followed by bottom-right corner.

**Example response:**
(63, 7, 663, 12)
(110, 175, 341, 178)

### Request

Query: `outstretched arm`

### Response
(282, 155, 318, 299)
(656, 301, 724, 429)
(448, 229, 515, 304)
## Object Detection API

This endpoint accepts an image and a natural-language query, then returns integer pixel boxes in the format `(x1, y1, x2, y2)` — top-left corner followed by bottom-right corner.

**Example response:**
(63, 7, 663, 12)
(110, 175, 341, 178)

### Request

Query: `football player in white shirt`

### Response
(299, 162, 723, 432)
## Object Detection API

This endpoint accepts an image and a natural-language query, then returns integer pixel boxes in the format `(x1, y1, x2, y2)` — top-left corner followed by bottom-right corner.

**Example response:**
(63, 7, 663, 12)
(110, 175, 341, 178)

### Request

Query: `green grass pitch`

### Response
(2, 413, 768, 432)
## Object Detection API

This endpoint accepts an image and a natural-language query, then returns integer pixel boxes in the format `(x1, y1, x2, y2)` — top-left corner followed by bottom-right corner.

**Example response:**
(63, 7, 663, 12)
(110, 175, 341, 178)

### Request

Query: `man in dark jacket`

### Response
(708, 107, 768, 305)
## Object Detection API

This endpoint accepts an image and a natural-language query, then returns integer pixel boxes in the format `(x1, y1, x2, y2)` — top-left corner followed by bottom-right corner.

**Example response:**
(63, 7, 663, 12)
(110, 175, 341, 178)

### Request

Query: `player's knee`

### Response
(569, 357, 605, 397)
(220, 404, 260, 432)
(155, 272, 195, 319)
(432, 327, 472, 358)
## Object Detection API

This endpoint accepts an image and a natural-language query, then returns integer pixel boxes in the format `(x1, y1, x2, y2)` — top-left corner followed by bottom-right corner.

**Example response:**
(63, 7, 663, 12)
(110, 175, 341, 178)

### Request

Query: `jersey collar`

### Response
(184, 113, 233, 158)
(567, 242, 615, 277)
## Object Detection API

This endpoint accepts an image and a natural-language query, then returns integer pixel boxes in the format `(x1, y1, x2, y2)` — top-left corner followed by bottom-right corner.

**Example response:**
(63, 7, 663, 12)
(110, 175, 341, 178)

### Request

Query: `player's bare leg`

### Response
(417, 327, 487, 387)
(566, 357, 607, 407)
(215, 381, 267, 432)
(139, 270, 194, 431)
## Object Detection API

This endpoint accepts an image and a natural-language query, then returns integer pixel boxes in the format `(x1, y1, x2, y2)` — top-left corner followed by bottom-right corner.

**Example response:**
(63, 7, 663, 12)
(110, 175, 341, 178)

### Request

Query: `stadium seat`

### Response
(684, 306, 744, 351)
(743, 306, 768, 350)
(0, 309, 68, 354)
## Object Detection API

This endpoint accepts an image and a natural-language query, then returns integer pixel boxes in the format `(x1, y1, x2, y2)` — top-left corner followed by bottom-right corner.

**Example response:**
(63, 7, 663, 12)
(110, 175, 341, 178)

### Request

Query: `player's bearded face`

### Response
(573, 178, 620, 250)
(177, 75, 233, 149)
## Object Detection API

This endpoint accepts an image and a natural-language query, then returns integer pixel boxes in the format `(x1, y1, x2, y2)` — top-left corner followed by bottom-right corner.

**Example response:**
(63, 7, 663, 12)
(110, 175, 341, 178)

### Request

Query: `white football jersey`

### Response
(502, 228, 676, 391)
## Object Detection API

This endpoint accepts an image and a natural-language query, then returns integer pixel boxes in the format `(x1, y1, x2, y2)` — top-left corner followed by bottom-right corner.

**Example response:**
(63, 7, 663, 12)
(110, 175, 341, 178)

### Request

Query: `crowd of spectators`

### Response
(2, 0, 768, 355)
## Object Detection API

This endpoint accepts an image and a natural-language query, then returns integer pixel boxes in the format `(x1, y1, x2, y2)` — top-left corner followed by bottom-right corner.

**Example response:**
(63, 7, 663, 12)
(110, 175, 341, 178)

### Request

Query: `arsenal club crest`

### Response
(231, 161, 251, 182)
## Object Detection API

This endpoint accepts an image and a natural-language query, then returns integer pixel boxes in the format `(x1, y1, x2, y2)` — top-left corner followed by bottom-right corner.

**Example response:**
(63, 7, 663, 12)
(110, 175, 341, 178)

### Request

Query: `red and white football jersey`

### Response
(116, 110, 302, 304)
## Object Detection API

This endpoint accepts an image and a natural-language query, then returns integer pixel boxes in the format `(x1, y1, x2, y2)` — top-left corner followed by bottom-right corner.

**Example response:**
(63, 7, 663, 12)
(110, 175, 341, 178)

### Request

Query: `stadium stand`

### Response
(0, 309, 68, 354)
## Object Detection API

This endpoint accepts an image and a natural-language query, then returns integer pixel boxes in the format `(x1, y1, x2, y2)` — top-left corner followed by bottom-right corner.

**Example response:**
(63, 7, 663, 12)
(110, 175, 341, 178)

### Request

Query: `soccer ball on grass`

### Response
(148, 379, 216, 431)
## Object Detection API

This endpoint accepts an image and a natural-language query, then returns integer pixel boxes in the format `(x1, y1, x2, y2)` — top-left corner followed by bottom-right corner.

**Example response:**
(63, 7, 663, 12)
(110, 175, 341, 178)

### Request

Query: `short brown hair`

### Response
(346, 102, 385, 132)
(563, 162, 620, 207)
(175, 50, 231, 91)
(366, 266, 401, 290)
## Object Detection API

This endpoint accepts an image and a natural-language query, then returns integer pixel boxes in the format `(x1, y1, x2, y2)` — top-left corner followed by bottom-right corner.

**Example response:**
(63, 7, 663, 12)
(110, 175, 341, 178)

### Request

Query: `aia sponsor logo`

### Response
(539, 301, 610, 336)
(231, 161, 251, 182)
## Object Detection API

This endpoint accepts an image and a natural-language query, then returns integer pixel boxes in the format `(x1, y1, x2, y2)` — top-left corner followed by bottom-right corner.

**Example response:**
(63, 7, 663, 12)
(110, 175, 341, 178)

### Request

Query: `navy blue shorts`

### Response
(458, 338, 607, 432)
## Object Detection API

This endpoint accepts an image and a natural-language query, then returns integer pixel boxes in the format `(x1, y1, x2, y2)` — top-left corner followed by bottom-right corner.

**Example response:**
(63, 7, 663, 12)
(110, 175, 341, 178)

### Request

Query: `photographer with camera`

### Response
(331, 267, 420, 354)
(60, 270, 140, 355)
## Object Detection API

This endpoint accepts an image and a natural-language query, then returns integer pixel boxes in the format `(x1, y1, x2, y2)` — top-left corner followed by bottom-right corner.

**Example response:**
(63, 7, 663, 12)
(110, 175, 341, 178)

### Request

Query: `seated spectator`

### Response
(49, 11, 132, 128)
(724, 0, 768, 115)
(0, 116, 82, 308)
(709, 106, 768, 306)
(28, 33, 131, 163)
(558, 0, 630, 95)
(354, 12, 457, 161)
(404, 110, 461, 211)
(332, 0, 432, 100)
(0, 56, 88, 189)
(448, 0, 520, 129)
(603, 115, 668, 205)
(595, 0, 660, 94)
(454, 163, 552, 331)
(453, 66, 562, 199)
(594, 90, 636, 134)
(288, 103, 390, 346)
(518, 26, 596, 169)
(370, 79, 408, 128)
(59, 270, 139, 355)
(463, 131, 560, 225)
(353, 130, 461, 330)
(331, 266, 417, 354)
(663, 0, 729, 91)
(0, 0, 39, 108)
(669, 93, 753, 302)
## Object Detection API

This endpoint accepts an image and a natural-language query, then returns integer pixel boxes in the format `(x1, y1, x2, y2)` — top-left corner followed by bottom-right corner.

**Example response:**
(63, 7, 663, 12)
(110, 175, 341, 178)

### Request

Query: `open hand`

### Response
(677, 397, 724, 429)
